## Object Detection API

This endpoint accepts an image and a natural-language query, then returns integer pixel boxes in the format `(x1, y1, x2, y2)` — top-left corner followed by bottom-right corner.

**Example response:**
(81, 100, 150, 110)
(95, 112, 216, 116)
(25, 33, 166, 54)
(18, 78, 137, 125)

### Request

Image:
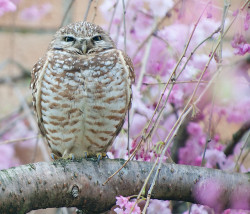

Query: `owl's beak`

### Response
(81, 40, 87, 54)
(74, 39, 88, 54)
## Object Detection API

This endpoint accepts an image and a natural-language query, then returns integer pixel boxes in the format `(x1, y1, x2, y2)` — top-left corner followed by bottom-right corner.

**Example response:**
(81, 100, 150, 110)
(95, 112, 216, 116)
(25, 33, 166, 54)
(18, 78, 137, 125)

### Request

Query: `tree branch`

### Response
(0, 159, 249, 213)
(224, 121, 250, 156)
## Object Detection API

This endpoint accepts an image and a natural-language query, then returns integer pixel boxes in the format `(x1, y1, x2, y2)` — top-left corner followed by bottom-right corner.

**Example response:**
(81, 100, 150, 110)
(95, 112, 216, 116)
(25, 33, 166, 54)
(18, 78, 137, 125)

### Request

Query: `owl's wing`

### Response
(120, 51, 135, 84)
(119, 51, 135, 111)
(30, 57, 47, 137)
(110, 50, 135, 139)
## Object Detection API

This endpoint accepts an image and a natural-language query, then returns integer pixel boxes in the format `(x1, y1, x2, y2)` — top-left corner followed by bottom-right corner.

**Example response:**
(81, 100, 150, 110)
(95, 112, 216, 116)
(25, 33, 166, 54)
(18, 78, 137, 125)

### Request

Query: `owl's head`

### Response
(49, 21, 116, 54)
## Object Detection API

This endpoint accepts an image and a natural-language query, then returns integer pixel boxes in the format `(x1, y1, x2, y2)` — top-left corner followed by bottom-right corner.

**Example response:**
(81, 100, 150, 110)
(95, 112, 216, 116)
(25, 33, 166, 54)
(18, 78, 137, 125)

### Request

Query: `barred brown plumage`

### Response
(31, 21, 134, 159)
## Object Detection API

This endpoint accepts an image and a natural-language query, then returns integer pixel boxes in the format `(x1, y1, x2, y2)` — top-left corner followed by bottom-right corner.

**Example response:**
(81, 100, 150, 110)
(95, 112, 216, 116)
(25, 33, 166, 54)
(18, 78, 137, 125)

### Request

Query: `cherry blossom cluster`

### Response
(100, 0, 250, 213)
(0, 0, 51, 21)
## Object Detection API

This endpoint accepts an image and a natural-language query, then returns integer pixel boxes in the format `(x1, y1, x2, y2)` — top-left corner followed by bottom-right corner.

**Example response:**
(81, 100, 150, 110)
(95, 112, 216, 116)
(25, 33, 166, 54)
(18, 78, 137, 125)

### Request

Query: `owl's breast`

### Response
(78, 50, 131, 153)
(37, 50, 131, 157)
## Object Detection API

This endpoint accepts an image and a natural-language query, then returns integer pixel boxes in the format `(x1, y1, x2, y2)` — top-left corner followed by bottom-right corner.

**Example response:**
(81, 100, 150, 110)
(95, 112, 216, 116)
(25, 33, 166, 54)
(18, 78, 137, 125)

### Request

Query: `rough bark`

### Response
(0, 159, 249, 214)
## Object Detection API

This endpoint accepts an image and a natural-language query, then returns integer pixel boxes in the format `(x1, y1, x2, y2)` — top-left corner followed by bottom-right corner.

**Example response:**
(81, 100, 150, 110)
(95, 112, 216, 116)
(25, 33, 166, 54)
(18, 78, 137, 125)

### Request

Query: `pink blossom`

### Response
(231, 34, 250, 56)
(147, 200, 171, 214)
(187, 122, 203, 136)
(114, 207, 124, 214)
(147, 38, 170, 77)
(131, 85, 154, 119)
(0, 0, 16, 16)
(111, 135, 130, 159)
(124, 201, 141, 214)
(230, 185, 250, 210)
(20, 3, 52, 22)
(226, 100, 250, 123)
(244, 12, 250, 31)
(232, 9, 239, 17)
(99, 0, 117, 23)
(233, 142, 244, 156)
(114, 196, 141, 214)
(168, 85, 184, 107)
(116, 196, 129, 208)
(146, 0, 174, 17)
(223, 209, 250, 214)
(178, 139, 203, 166)
(129, 113, 147, 138)
(194, 179, 224, 212)
(154, 114, 177, 143)
(206, 2, 213, 19)
(0, 145, 19, 170)
(214, 134, 220, 143)
(183, 204, 210, 214)
(204, 149, 226, 168)
(158, 24, 189, 54)
(194, 156, 202, 166)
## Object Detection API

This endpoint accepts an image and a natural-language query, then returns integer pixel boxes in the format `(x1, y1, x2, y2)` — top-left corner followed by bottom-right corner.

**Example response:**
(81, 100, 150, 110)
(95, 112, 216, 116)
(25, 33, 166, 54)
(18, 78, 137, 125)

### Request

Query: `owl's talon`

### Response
(97, 153, 102, 163)
(69, 154, 75, 160)
(51, 153, 59, 160)
(84, 151, 88, 158)
(62, 153, 75, 160)
(96, 152, 107, 162)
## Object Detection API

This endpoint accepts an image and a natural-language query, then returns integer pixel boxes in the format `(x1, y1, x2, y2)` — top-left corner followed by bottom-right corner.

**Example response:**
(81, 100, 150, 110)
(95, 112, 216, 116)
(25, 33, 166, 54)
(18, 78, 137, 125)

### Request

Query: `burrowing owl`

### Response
(31, 21, 134, 159)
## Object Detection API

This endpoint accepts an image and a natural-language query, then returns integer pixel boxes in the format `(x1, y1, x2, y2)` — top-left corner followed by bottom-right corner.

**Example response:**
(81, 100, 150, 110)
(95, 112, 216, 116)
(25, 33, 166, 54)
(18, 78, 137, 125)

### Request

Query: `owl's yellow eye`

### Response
(64, 36, 75, 42)
(92, 35, 102, 42)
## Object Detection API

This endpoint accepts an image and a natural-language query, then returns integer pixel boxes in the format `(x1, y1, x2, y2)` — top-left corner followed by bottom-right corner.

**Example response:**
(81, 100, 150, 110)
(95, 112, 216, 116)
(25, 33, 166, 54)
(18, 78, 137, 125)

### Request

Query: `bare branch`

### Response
(224, 121, 250, 156)
(60, 0, 76, 27)
(84, 0, 93, 21)
(0, 159, 249, 213)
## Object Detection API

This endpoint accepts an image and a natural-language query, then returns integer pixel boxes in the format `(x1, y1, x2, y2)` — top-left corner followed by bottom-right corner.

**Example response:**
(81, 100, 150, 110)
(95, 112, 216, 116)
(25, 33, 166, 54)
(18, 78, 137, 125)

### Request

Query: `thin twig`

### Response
(218, 0, 230, 63)
(60, 0, 75, 27)
(201, 0, 231, 167)
(31, 132, 40, 163)
(175, 26, 221, 80)
(239, 148, 250, 168)
(201, 90, 215, 167)
(142, 1, 210, 145)
(135, 37, 153, 91)
(132, 0, 181, 59)
(121, 0, 129, 155)
(145, 66, 222, 213)
(108, 0, 119, 33)
(149, 84, 175, 142)
(122, 0, 127, 53)
(5, 77, 50, 162)
(0, 111, 26, 137)
(129, 157, 159, 214)
(91, 0, 99, 23)
(0, 135, 41, 145)
(234, 131, 250, 172)
(84, 0, 93, 21)
(142, 80, 209, 85)
(143, 6, 241, 211)
(114, 0, 130, 45)
(127, 109, 130, 156)
(103, 136, 141, 185)
(224, 121, 250, 156)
